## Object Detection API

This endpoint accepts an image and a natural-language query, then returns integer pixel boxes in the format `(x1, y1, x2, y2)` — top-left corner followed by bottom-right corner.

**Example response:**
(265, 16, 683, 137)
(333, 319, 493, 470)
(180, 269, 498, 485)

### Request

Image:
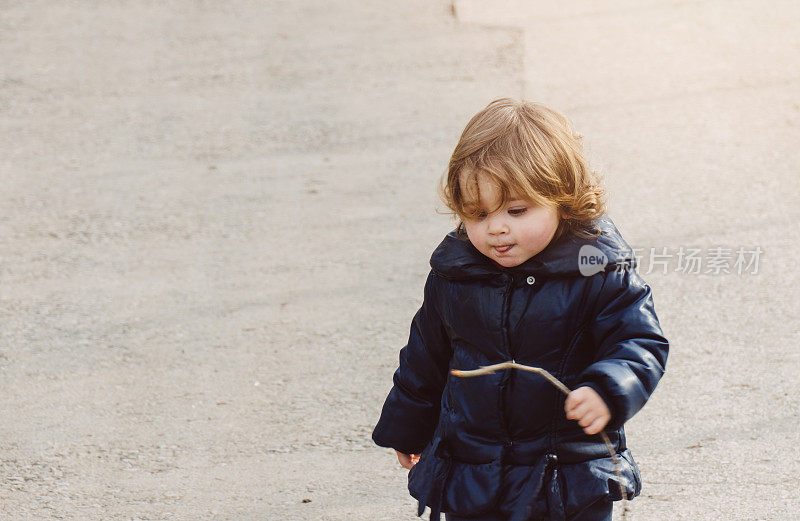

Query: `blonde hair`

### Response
(439, 98, 606, 242)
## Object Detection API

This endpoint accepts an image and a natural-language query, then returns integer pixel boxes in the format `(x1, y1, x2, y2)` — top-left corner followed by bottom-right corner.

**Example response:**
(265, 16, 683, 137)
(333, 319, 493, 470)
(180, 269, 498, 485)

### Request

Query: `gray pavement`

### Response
(457, 1, 800, 519)
(0, 1, 797, 520)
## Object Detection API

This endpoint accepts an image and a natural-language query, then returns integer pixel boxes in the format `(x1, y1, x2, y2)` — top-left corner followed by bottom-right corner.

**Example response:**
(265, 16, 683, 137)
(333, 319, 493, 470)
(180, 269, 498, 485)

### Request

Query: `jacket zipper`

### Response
(498, 272, 515, 454)
(548, 322, 588, 449)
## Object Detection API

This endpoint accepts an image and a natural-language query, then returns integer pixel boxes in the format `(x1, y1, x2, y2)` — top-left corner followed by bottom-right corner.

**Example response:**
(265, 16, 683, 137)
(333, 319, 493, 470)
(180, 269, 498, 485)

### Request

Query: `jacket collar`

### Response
(429, 216, 636, 279)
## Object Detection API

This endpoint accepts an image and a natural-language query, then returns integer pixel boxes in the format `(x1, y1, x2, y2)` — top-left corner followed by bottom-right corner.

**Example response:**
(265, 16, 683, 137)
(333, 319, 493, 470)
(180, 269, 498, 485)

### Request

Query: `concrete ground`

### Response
(0, 1, 797, 520)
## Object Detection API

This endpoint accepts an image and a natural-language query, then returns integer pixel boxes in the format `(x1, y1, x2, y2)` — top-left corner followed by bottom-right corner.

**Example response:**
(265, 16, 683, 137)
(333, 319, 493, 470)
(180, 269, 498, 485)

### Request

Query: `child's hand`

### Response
(395, 450, 420, 469)
(564, 386, 611, 435)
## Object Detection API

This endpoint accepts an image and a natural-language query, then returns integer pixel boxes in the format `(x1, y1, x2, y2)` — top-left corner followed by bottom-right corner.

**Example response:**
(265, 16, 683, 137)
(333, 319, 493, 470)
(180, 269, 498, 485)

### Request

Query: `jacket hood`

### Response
(430, 215, 637, 279)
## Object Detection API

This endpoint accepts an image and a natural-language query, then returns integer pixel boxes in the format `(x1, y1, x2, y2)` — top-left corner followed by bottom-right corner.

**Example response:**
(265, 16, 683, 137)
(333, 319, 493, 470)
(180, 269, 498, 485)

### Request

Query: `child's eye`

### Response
(508, 207, 527, 216)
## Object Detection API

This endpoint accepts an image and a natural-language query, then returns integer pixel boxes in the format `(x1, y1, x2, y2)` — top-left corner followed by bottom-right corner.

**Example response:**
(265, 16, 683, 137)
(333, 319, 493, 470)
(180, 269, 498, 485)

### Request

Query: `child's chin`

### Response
(494, 257, 522, 268)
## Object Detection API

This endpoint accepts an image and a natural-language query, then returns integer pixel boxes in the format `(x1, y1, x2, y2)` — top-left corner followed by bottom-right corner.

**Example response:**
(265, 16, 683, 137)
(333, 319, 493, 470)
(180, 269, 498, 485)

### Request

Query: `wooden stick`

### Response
(451, 360, 630, 518)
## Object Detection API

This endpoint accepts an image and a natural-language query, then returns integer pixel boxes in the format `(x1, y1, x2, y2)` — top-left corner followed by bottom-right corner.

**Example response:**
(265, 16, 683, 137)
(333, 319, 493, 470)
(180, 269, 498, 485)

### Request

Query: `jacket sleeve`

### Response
(371, 271, 452, 455)
(578, 266, 669, 430)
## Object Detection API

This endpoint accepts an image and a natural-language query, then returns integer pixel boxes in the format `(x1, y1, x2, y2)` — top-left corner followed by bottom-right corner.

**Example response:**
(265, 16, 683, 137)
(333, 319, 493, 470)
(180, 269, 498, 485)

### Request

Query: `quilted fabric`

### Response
(373, 216, 668, 520)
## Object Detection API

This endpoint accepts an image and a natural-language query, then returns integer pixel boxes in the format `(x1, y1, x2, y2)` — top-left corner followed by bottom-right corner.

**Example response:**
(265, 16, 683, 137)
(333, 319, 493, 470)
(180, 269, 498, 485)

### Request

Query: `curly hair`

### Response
(439, 98, 606, 242)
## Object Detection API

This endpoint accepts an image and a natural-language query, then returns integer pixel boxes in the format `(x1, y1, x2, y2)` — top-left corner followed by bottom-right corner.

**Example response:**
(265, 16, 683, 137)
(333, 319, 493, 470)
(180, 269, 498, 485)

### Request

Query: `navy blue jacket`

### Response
(372, 216, 669, 521)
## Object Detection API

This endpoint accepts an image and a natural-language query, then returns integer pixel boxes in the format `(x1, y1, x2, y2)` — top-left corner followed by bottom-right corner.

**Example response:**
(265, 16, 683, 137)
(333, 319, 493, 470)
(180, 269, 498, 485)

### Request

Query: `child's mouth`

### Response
(493, 244, 514, 254)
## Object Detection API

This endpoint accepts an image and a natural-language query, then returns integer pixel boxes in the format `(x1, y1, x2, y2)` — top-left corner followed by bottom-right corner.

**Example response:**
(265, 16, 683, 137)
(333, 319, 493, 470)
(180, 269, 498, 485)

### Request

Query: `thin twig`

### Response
(451, 361, 630, 519)
(452, 361, 571, 394)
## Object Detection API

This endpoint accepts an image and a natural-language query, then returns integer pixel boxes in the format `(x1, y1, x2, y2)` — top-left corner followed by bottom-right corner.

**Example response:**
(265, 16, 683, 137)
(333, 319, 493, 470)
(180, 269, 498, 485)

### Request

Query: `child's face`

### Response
(460, 171, 560, 268)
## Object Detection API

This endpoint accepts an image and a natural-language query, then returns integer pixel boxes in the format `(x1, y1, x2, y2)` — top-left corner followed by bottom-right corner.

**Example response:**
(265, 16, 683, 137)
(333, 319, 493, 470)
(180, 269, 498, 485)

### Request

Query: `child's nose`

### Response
(487, 214, 509, 234)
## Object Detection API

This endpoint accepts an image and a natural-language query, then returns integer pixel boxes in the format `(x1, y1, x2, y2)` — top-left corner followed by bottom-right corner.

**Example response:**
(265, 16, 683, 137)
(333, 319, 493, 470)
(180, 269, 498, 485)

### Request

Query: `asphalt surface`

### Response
(1, 1, 798, 520)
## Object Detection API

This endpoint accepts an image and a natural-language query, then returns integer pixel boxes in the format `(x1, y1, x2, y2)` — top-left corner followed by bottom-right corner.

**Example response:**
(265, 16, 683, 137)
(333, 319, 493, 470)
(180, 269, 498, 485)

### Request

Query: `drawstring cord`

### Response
(451, 361, 630, 520)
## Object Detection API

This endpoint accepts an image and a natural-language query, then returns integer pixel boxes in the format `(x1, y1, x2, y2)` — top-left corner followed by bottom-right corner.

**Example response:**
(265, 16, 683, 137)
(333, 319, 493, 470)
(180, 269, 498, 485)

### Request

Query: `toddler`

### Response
(372, 98, 669, 521)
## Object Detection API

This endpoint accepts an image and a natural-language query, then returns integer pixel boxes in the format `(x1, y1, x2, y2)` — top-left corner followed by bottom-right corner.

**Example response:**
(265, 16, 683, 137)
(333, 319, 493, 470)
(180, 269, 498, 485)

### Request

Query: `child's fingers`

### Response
(564, 392, 585, 414)
(566, 391, 610, 429)
(566, 400, 592, 421)
(583, 415, 609, 435)
(577, 410, 599, 428)
(396, 451, 412, 469)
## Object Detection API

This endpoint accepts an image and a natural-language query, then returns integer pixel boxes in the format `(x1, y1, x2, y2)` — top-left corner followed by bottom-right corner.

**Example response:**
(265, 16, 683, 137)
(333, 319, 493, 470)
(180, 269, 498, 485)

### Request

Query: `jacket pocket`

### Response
(441, 457, 503, 515)
(408, 438, 503, 517)
(559, 449, 641, 518)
